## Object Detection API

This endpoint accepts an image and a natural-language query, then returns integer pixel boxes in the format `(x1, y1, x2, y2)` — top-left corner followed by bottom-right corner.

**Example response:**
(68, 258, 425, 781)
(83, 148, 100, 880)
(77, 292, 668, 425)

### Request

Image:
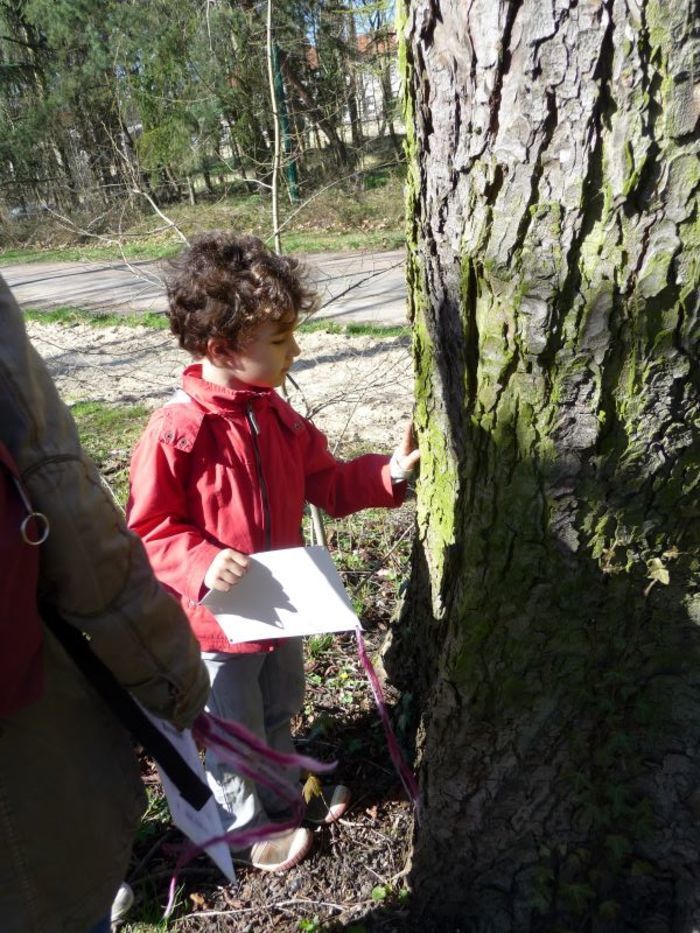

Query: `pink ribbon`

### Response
(354, 626, 422, 820)
(161, 632, 421, 916)
(162, 711, 336, 916)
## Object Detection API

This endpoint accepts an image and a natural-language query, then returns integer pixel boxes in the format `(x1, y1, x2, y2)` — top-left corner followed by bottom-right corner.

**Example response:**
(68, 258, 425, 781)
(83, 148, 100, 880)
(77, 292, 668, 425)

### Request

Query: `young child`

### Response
(127, 232, 419, 873)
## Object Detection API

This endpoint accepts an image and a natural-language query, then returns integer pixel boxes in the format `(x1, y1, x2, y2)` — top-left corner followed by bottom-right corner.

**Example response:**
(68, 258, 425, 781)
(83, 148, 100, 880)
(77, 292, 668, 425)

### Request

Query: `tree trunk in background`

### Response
(380, 60, 401, 159)
(278, 51, 350, 166)
(388, 0, 699, 928)
(346, 9, 363, 152)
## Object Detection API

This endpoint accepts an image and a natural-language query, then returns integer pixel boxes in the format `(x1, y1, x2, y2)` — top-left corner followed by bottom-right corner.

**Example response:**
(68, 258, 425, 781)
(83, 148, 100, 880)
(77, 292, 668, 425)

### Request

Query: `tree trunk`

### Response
(387, 0, 700, 929)
(379, 52, 401, 158)
(345, 10, 363, 152)
(186, 175, 196, 206)
(277, 48, 350, 167)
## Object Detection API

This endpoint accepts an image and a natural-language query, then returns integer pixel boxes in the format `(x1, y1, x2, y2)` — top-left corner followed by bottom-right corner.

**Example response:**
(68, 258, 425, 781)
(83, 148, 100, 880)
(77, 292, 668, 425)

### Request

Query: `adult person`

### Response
(0, 274, 210, 932)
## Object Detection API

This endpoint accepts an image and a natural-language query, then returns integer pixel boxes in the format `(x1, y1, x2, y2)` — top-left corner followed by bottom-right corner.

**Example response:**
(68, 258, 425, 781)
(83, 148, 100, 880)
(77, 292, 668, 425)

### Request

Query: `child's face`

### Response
(212, 319, 301, 389)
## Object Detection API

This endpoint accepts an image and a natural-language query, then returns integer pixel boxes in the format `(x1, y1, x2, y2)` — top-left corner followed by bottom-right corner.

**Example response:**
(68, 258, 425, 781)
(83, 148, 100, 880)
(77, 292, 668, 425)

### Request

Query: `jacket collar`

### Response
(182, 363, 273, 413)
(180, 365, 302, 433)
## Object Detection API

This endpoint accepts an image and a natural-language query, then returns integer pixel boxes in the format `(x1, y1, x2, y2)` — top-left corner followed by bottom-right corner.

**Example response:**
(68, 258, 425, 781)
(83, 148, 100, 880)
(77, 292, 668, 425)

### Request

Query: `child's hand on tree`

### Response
(390, 422, 420, 482)
(204, 548, 250, 592)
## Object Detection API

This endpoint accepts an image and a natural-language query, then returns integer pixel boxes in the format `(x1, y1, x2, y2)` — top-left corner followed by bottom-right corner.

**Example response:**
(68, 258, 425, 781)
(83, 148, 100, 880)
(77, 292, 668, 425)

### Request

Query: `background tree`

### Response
(387, 0, 699, 928)
(0, 0, 73, 209)
(0, 0, 402, 221)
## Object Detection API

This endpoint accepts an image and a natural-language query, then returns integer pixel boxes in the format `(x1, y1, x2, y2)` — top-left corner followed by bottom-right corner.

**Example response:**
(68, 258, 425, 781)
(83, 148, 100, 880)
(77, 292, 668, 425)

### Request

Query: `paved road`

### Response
(1, 248, 409, 327)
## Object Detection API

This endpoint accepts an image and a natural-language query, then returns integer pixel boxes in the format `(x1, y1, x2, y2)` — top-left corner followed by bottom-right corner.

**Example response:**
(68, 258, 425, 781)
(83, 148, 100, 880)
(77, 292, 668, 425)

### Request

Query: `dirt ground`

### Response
(27, 319, 420, 932)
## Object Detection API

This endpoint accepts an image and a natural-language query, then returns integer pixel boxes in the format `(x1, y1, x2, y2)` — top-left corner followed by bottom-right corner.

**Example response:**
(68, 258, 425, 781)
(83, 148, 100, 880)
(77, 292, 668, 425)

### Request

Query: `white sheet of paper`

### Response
(201, 545, 361, 644)
(138, 706, 235, 882)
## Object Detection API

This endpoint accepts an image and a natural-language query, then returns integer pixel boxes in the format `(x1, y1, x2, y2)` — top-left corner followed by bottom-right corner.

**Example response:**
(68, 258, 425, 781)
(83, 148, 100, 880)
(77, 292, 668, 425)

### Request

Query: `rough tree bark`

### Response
(387, 1, 699, 929)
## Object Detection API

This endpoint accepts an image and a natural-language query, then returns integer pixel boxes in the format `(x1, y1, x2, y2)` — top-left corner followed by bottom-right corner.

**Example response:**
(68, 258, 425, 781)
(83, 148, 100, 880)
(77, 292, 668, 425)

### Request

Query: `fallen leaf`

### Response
(647, 558, 670, 585)
(302, 773, 323, 803)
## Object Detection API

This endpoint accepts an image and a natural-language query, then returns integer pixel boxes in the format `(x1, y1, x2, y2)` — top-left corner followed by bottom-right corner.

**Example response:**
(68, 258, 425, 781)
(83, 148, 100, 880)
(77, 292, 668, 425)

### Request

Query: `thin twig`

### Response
(131, 189, 189, 244)
(174, 896, 349, 922)
(316, 259, 405, 314)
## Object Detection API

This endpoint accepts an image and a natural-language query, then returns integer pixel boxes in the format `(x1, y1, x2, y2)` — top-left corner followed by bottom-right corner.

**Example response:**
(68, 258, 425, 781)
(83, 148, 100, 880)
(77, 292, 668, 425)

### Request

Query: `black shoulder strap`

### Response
(43, 606, 212, 812)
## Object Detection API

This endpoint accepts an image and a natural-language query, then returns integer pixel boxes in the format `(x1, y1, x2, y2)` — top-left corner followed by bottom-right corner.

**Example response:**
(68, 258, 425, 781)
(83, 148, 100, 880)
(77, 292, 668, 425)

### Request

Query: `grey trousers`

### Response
(202, 637, 305, 832)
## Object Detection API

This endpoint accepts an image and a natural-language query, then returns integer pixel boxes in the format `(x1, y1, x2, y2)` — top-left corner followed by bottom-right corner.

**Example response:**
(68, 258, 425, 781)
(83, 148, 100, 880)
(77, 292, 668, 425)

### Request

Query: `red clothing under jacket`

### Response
(127, 364, 404, 653)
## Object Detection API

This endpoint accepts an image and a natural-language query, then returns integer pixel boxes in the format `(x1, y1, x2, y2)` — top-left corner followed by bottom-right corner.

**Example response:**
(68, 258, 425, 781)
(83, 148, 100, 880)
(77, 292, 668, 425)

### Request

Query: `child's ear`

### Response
(207, 337, 235, 366)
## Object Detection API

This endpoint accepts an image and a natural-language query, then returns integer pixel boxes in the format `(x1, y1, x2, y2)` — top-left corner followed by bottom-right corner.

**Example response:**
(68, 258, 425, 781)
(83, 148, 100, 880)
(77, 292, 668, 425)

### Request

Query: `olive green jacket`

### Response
(0, 276, 210, 932)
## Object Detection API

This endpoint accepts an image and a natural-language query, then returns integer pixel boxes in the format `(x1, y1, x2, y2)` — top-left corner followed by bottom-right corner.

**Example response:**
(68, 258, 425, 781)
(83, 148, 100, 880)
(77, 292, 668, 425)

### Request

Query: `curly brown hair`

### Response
(165, 232, 317, 357)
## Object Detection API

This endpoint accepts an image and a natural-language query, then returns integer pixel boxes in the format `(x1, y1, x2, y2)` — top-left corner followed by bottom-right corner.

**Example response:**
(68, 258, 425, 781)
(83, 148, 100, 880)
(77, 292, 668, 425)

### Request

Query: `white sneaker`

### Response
(110, 882, 134, 923)
(304, 784, 352, 824)
(233, 826, 313, 872)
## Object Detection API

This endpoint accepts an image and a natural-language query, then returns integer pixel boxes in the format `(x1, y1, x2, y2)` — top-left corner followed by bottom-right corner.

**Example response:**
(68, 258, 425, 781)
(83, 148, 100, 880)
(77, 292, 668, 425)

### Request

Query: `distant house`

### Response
(304, 30, 402, 142)
(354, 31, 401, 135)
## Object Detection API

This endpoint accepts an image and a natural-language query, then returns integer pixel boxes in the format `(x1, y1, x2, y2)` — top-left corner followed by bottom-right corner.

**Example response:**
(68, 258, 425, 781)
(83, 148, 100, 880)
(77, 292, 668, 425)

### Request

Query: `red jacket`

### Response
(0, 441, 43, 715)
(127, 364, 404, 653)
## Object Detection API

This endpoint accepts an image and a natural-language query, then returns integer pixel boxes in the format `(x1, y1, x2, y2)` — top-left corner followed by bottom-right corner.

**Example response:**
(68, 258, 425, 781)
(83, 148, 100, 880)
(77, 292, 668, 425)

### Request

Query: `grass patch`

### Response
(135, 782, 172, 848)
(299, 318, 408, 339)
(25, 306, 169, 329)
(0, 242, 180, 267)
(70, 400, 151, 504)
(0, 229, 404, 266)
(0, 173, 406, 266)
(279, 229, 405, 255)
(26, 304, 406, 338)
(307, 632, 335, 660)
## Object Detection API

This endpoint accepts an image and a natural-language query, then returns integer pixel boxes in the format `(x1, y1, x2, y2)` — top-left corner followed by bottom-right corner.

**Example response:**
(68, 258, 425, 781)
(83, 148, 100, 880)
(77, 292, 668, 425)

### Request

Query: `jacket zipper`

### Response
(246, 403, 272, 549)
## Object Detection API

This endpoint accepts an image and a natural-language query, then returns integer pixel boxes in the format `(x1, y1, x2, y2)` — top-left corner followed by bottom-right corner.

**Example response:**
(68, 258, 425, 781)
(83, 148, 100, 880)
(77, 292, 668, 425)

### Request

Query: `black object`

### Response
(44, 606, 212, 811)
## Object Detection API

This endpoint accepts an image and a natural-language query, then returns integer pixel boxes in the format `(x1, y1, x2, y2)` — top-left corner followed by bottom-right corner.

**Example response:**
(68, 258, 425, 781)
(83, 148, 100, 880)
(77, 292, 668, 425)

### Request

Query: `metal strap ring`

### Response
(20, 511, 50, 546)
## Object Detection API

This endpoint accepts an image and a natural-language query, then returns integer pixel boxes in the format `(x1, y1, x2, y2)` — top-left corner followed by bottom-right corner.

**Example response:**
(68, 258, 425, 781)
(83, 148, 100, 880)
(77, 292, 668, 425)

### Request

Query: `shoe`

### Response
(304, 784, 351, 825)
(233, 826, 313, 872)
(110, 882, 134, 923)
